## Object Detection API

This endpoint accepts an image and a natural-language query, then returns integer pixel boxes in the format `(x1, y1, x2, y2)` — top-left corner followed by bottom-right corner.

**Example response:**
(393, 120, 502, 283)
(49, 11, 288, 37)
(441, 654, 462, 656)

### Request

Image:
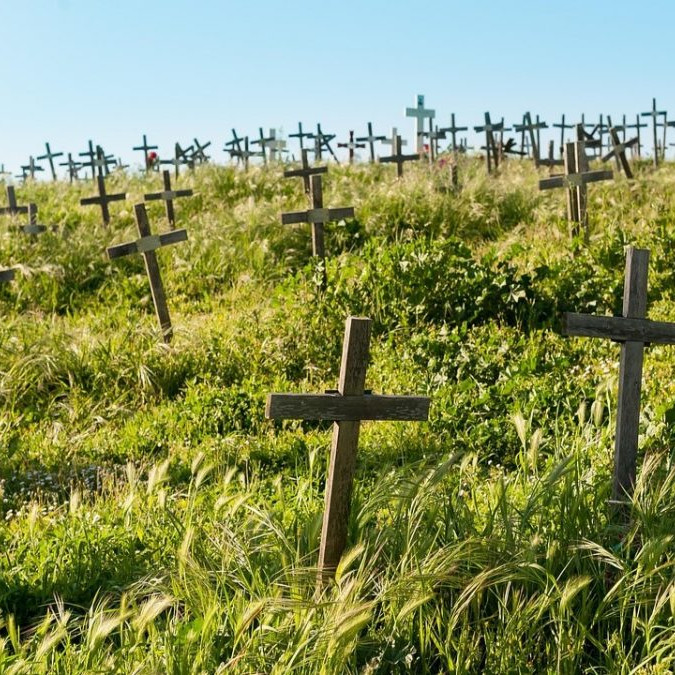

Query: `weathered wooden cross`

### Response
(641, 98, 667, 166)
(513, 112, 548, 166)
(553, 114, 574, 156)
(538, 140, 564, 169)
(356, 122, 386, 163)
(290, 122, 313, 153)
(20, 203, 48, 236)
(474, 112, 503, 173)
(251, 128, 274, 165)
(191, 138, 211, 164)
(230, 136, 260, 171)
(144, 170, 194, 230)
(36, 143, 63, 181)
(539, 139, 613, 240)
(161, 143, 191, 177)
(280, 173, 354, 266)
(59, 153, 82, 183)
(20, 157, 44, 181)
(133, 134, 159, 171)
(405, 95, 435, 154)
(80, 175, 126, 226)
(381, 127, 407, 151)
(107, 203, 187, 343)
(338, 131, 365, 165)
(79, 141, 97, 180)
(0, 186, 29, 217)
(309, 125, 339, 163)
(265, 316, 430, 577)
(380, 135, 420, 177)
(224, 129, 244, 163)
(266, 130, 287, 163)
(602, 127, 639, 179)
(438, 114, 468, 153)
(560, 247, 675, 512)
(284, 149, 327, 194)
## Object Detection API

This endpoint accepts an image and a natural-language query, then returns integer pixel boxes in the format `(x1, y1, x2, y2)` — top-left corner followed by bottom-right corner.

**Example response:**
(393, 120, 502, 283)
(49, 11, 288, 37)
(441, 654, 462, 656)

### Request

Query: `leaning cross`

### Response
(284, 149, 327, 194)
(0, 186, 29, 217)
(107, 203, 187, 343)
(553, 114, 574, 156)
(625, 115, 648, 159)
(251, 127, 274, 165)
(405, 95, 435, 154)
(290, 122, 314, 153)
(514, 112, 548, 166)
(265, 316, 430, 577)
(641, 98, 667, 166)
(79, 175, 126, 226)
(191, 138, 211, 164)
(602, 127, 639, 179)
(133, 134, 159, 171)
(380, 135, 419, 177)
(78, 141, 97, 180)
(474, 112, 504, 173)
(144, 170, 193, 230)
(356, 122, 386, 163)
(561, 247, 675, 513)
(338, 131, 365, 165)
(280, 173, 353, 265)
(160, 143, 190, 177)
(37, 143, 63, 181)
(21, 157, 44, 181)
(539, 139, 613, 240)
(59, 153, 82, 183)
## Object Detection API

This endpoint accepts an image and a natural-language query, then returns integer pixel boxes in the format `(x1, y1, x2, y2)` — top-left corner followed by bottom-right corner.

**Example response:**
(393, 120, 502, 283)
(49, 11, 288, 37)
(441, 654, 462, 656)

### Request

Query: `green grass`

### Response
(0, 156, 675, 671)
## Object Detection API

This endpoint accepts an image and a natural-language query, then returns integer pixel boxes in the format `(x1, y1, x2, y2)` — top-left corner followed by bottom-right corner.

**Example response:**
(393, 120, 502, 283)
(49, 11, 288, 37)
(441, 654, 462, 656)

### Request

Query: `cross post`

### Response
(59, 153, 82, 183)
(438, 114, 468, 153)
(474, 112, 503, 173)
(290, 122, 313, 154)
(265, 316, 430, 578)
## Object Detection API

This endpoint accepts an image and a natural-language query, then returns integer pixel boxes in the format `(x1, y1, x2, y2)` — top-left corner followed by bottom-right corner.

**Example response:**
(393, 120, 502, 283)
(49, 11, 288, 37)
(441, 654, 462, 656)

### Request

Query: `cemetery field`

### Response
(4, 157, 675, 672)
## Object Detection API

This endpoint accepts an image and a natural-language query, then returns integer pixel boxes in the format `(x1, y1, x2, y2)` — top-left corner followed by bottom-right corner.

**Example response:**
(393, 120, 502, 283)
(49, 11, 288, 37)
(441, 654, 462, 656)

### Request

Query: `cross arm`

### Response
(562, 313, 675, 344)
(380, 153, 420, 163)
(281, 207, 354, 225)
(539, 170, 613, 190)
(107, 229, 188, 259)
(283, 166, 327, 178)
(266, 393, 430, 421)
(80, 192, 127, 206)
(144, 189, 194, 200)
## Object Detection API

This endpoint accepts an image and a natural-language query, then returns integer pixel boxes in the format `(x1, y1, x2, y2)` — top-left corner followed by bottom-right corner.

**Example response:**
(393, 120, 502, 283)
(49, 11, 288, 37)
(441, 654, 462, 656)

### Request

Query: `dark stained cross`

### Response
(80, 175, 126, 226)
(191, 138, 211, 164)
(338, 131, 365, 165)
(21, 157, 44, 181)
(251, 128, 274, 165)
(539, 140, 613, 240)
(538, 140, 564, 169)
(553, 114, 574, 156)
(36, 143, 63, 181)
(284, 149, 327, 194)
(133, 134, 159, 171)
(0, 186, 29, 217)
(59, 153, 82, 183)
(224, 129, 244, 163)
(107, 203, 187, 343)
(161, 143, 190, 177)
(20, 203, 47, 236)
(356, 123, 386, 163)
(265, 316, 430, 578)
(281, 173, 353, 267)
(79, 141, 97, 180)
(513, 112, 548, 166)
(115, 158, 129, 172)
(230, 136, 260, 171)
(641, 98, 667, 167)
(309, 124, 339, 163)
(626, 115, 647, 159)
(602, 127, 639, 179)
(439, 114, 468, 153)
(144, 170, 194, 230)
(560, 247, 675, 514)
(380, 135, 420, 177)
(405, 95, 435, 154)
(474, 112, 503, 173)
(290, 122, 313, 153)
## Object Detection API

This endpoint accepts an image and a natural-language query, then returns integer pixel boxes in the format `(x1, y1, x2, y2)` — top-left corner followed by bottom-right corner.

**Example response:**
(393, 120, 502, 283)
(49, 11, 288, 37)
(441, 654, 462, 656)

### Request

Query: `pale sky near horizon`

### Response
(1, 0, 673, 176)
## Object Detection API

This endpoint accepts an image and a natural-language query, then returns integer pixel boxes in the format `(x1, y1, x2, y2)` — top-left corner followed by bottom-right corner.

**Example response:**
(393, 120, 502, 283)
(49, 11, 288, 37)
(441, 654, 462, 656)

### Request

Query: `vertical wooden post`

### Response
(135, 204, 173, 343)
(163, 170, 176, 229)
(319, 317, 371, 576)
(613, 248, 648, 505)
(310, 175, 325, 261)
(563, 142, 579, 229)
(573, 142, 590, 242)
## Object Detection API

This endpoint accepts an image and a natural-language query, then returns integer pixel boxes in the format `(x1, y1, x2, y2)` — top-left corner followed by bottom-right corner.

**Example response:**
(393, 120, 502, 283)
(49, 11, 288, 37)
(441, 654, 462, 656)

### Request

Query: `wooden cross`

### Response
(59, 153, 82, 183)
(381, 127, 407, 151)
(191, 138, 211, 164)
(92, 145, 112, 178)
(133, 134, 159, 171)
(290, 122, 313, 153)
(160, 143, 190, 177)
(426, 126, 446, 162)
(266, 316, 430, 577)
(36, 143, 63, 181)
(553, 114, 574, 156)
(538, 140, 564, 169)
(513, 112, 548, 166)
(405, 95, 435, 154)
(474, 112, 503, 173)
(80, 175, 126, 226)
(144, 170, 193, 230)
(0, 186, 29, 217)
(266, 130, 287, 163)
(280, 173, 353, 266)
(338, 131, 365, 165)
(79, 140, 97, 180)
(21, 157, 44, 181)
(539, 140, 613, 240)
(641, 98, 667, 166)
(560, 247, 675, 511)
(602, 127, 639, 179)
(224, 129, 244, 164)
(380, 135, 420, 177)
(107, 203, 187, 343)
(19, 203, 48, 236)
(625, 115, 648, 159)
(284, 149, 327, 194)
(115, 158, 129, 172)
(309, 125, 339, 163)
(356, 122, 386, 163)
(438, 114, 468, 153)
(251, 128, 274, 165)
(231, 137, 260, 171)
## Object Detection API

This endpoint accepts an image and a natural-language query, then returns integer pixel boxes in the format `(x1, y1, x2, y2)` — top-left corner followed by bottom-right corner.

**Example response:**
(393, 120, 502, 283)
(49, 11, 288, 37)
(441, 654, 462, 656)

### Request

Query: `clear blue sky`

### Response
(1, 0, 673, 175)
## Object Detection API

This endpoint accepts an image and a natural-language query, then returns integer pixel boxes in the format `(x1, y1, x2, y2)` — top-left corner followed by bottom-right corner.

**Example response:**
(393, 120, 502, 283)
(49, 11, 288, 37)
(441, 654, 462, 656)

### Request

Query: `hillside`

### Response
(1, 156, 675, 672)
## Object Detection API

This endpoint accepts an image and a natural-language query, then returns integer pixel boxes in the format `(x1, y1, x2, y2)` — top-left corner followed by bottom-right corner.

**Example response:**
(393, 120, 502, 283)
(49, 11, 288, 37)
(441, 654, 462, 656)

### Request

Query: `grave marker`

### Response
(380, 135, 420, 177)
(80, 175, 126, 226)
(356, 123, 386, 163)
(553, 114, 574, 155)
(107, 203, 187, 343)
(290, 122, 313, 153)
(59, 153, 82, 183)
(438, 114, 468, 153)
(513, 112, 548, 166)
(191, 138, 211, 164)
(144, 170, 193, 230)
(560, 247, 675, 511)
(284, 149, 327, 194)
(251, 128, 273, 165)
(230, 136, 260, 171)
(474, 112, 503, 173)
(79, 141, 97, 180)
(338, 131, 365, 165)
(160, 143, 191, 177)
(20, 157, 44, 181)
(133, 134, 159, 171)
(224, 129, 244, 163)
(602, 127, 639, 179)
(405, 95, 435, 153)
(36, 143, 63, 181)
(0, 186, 29, 217)
(266, 316, 430, 577)
(641, 98, 667, 166)
(309, 125, 339, 163)
(20, 203, 48, 236)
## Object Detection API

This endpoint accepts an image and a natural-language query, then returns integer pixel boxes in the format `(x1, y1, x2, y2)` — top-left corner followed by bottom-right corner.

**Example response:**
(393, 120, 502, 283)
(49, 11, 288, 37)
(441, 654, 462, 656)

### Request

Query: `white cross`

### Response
(405, 95, 435, 153)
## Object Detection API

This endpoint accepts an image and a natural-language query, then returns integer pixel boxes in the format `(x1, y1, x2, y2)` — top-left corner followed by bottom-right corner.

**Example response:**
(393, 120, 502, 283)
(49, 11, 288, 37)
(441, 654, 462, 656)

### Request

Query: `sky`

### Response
(0, 0, 673, 176)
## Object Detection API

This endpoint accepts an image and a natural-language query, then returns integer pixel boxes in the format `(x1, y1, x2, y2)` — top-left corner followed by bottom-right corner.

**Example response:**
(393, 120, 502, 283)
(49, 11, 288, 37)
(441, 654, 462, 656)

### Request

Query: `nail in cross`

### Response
(265, 316, 430, 577)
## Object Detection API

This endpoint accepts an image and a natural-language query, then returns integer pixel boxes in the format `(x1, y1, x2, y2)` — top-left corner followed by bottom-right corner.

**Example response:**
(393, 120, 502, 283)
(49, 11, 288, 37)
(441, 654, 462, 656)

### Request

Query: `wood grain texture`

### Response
(561, 312, 675, 344)
(107, 229, 188, 259)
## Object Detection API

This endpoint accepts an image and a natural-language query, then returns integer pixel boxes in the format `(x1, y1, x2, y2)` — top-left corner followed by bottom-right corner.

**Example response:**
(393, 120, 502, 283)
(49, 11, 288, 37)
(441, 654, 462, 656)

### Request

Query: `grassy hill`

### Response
(1, 156, 675, 671)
